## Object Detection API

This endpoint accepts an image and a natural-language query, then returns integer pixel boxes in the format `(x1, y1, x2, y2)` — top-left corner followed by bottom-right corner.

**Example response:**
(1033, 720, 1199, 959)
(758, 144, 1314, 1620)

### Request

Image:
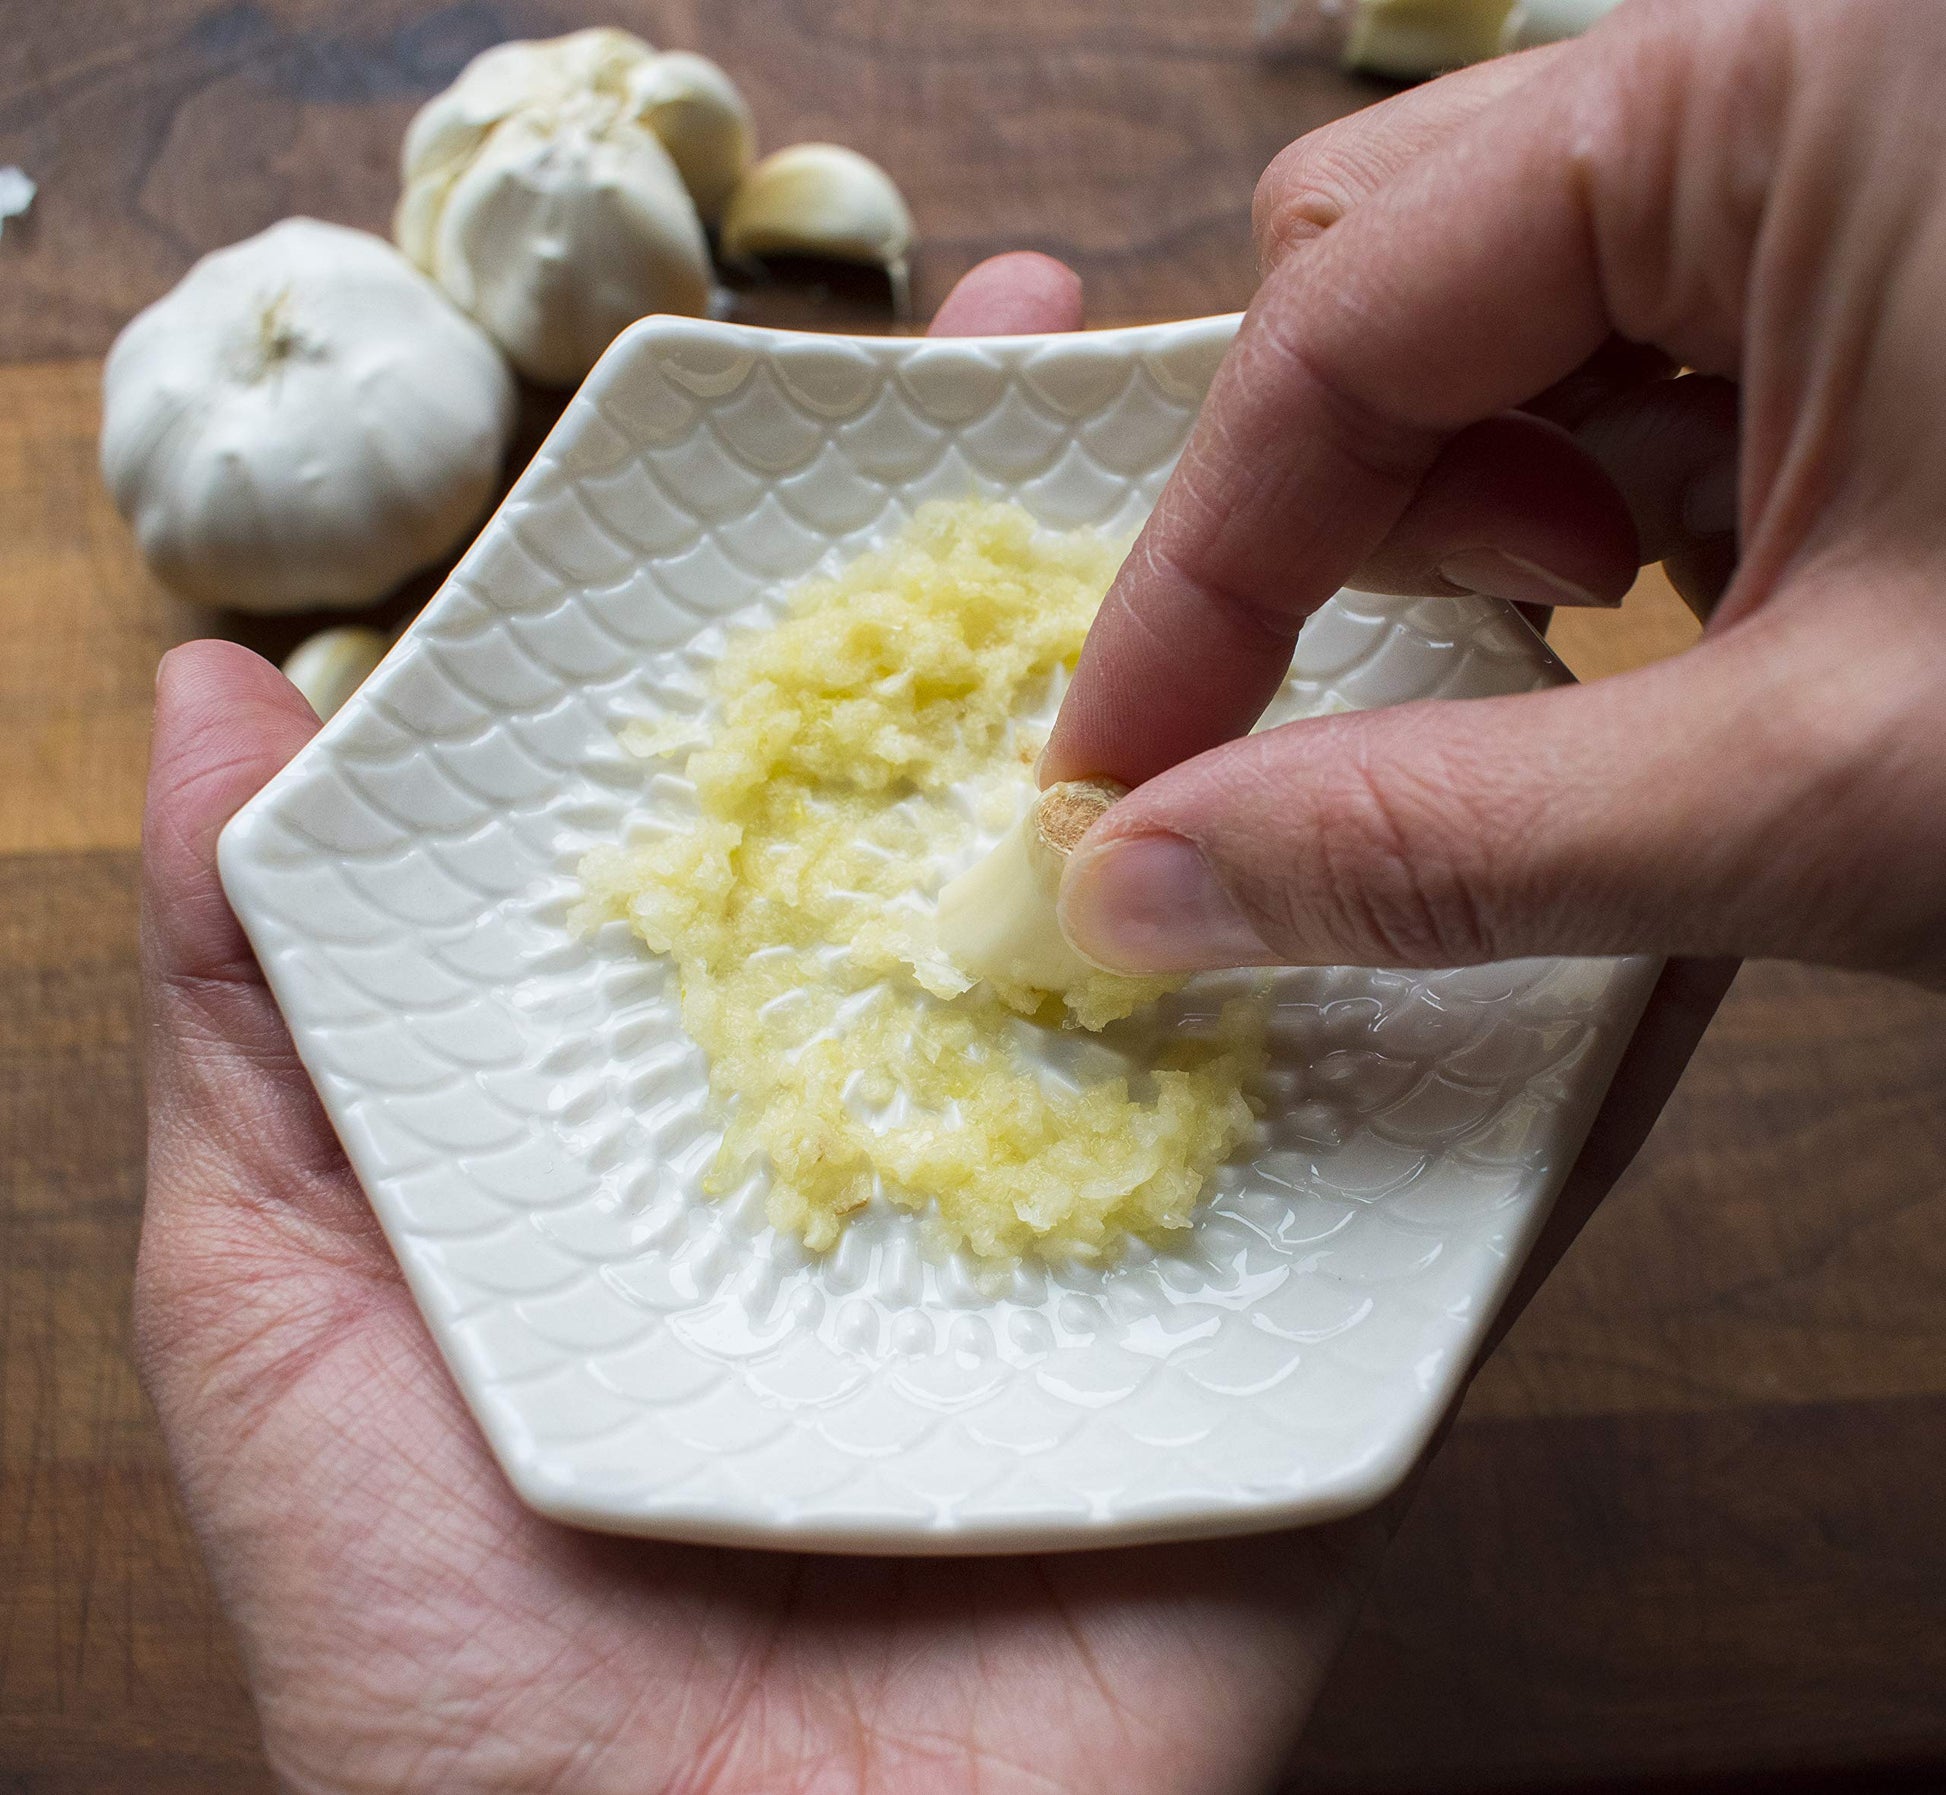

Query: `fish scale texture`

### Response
(220, 316, 1658, 1552)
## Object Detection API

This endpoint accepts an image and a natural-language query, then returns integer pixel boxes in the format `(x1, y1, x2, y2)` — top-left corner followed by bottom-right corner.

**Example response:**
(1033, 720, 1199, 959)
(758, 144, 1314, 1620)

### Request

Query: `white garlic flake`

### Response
(396, 28, 748, 383)
(100, 218, 514, 614)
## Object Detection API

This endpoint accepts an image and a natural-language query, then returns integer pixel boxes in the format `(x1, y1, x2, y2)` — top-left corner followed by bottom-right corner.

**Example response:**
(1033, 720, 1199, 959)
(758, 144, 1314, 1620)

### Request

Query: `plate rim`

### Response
(218, 310, 1657, 1554)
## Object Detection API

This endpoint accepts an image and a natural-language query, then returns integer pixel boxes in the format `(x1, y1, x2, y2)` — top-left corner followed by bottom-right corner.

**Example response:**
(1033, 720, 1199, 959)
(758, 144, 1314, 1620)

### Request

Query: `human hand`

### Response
(137, 255, 1400, 1795)
(1047, 0, 1946, 991)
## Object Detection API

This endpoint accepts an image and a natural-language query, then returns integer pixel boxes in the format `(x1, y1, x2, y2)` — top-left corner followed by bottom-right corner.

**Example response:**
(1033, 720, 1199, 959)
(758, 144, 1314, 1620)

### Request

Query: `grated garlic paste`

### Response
(578, 499, 1264, 1261)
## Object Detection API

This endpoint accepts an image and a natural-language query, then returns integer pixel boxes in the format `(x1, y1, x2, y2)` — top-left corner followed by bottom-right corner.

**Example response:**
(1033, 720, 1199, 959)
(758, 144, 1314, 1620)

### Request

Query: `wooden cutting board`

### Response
(3, 5, 1943, 1791)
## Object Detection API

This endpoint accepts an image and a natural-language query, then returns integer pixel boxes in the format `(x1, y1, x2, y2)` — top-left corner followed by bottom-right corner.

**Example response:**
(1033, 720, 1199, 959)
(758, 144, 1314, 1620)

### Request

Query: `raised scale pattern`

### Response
(221, 316, 1658, 1552)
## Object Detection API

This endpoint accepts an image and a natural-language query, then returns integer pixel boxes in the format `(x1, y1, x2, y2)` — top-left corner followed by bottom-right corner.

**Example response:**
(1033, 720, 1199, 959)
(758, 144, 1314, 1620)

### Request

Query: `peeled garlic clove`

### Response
(721, 143, 915, 316)
(283, 626, 390, 721)
(626, 50, 755, 227)
(935, 780, 1126, 994)
(1341, 0, 1514, 77)
(1499, 0, 1623, 49)
(100, 219, 514, 614)
(395, 28, 712, 386)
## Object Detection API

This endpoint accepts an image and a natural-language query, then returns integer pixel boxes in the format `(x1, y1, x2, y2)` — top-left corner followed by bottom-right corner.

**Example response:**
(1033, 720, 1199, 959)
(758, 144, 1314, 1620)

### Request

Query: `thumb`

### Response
(139, 640, 399, 1348)
(144, 639, 320, 996)
(1057, 602, 1942, 981)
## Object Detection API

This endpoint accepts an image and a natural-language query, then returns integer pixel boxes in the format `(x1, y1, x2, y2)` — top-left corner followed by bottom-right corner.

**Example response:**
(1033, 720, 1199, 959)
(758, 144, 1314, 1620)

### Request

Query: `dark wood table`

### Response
(4, 5, 1943, 1790)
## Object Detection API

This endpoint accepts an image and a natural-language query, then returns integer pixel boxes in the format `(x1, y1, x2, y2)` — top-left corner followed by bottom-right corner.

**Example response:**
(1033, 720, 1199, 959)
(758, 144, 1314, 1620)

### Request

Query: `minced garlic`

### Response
(578, 499, 1263, 1260)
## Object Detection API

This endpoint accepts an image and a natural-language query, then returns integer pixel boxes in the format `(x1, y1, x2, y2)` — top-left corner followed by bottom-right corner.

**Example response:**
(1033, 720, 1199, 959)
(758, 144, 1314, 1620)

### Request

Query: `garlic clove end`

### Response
(283, 626, 391, 721)
(935, 780, 1125, 994)
(721, 143, 915, 316)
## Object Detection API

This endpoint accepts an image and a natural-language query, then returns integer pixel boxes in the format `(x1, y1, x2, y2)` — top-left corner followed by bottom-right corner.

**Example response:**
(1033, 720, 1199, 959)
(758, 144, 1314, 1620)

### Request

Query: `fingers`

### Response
(1042, 5, 1762, 788)
(929, 251, 1084, 336)
(1252, 45, 1668, 619)
(1352, 411, 1637, 607)
(1573, 373, 1740, 616)
(140, 641, 393, 1271)
(143, 640, 319, 994)
(1520, 335, 1677, 432)
(1057, 599, 1944, 980)
(1253, 44, 1566, 268)
(137, 643, 497, 1647)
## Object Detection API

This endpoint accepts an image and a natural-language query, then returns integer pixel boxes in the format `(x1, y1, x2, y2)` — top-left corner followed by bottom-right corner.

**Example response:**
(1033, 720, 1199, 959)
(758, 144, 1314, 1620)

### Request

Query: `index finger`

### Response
(1042, 2, 1728, 786)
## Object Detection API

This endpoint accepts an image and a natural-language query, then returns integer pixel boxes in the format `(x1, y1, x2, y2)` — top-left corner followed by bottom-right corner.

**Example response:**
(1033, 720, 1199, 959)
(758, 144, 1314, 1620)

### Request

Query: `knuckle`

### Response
(1251, 138, 1356, 270)
(1244, 297, 1444, 491)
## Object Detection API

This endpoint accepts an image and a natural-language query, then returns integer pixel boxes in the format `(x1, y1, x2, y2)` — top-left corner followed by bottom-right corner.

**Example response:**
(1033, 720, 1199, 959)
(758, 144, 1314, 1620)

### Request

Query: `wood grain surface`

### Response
(1, 4, 1942, 1792)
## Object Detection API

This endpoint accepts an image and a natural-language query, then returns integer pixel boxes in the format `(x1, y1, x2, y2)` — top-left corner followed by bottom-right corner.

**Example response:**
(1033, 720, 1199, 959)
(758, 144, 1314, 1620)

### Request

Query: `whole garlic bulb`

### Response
(721, 143, 915, 316)
(395, 28, 743, 384)
(100, 218, 514, 614)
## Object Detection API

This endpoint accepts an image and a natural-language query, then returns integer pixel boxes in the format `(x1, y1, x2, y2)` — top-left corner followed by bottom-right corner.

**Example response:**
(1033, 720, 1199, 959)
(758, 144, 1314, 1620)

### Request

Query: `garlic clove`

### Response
(935, 780, 1126, 994)
(100, 218, 514, 614)
(1341, 0, 1514, 77)
(396, 28, 715, 385)
(625, 50, 755, 227)
(396, 29, 655, 267)
(428, 110, 711, 384)
(1499, 0, 1623, 49)
(548, 24, 661, 87)
(721, 143, 915, 316)
(403, 27, 655, 175)
(282, 626, 390, 721)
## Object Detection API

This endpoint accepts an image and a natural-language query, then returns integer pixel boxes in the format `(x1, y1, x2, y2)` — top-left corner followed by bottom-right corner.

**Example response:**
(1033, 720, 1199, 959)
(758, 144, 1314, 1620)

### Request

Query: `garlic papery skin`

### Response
(100, 218, 514, 614)
(721, 143, 915, 316)
(283, 625, 390, 720)
(396, 28, 714, 384)
(625, 51, 754, 226)
(935, 780, 1126, 994)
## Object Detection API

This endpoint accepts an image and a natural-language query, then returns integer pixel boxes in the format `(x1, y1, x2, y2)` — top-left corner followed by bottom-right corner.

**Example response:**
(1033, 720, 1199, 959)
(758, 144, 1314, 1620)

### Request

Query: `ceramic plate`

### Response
(219, 314, 1658, 1553)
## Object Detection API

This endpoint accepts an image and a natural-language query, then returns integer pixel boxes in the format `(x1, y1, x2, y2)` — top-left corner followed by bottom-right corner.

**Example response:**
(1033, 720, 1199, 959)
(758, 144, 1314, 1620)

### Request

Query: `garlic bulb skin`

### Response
(100, 218, 514, 614)
(721, 143, 915, 314)
(624, 50, 755, 226)
(396, 27, 715, 384)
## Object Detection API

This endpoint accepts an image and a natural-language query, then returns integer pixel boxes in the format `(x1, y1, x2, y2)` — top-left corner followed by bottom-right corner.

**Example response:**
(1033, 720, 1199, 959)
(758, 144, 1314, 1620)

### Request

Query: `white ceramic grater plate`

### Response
(219, 314, 1658, 1554)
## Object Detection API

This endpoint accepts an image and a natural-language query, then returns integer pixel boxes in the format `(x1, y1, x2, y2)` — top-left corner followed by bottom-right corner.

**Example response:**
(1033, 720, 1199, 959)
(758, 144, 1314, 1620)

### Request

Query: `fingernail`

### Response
(1059, 832, 1274, 974)
(1438, 548, 1612, 609)
(1680, 458, 1739, 539)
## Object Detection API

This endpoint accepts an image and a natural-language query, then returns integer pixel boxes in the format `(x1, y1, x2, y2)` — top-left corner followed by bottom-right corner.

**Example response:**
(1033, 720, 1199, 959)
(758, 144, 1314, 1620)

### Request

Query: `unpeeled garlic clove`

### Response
(721, 143, 915, 316)
(282, 626, 390, 721)
(935, 780, 1126, 994)
(626, 51, 755, 227)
